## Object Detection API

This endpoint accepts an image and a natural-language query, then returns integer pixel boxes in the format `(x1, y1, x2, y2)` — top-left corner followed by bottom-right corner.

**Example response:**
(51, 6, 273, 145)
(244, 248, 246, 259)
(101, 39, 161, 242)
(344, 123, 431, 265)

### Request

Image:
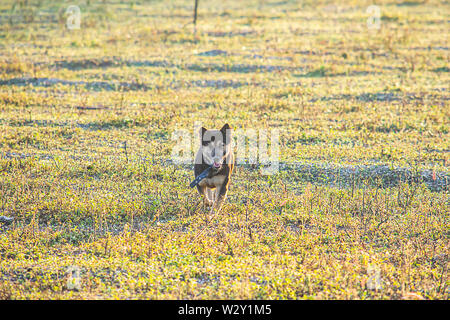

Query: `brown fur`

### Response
(194, 124, 234, 212)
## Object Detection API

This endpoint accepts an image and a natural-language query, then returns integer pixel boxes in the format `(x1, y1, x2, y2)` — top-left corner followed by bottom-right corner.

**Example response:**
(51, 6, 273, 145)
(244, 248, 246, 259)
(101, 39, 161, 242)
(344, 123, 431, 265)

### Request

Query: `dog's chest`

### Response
(199, 175, 225, 188)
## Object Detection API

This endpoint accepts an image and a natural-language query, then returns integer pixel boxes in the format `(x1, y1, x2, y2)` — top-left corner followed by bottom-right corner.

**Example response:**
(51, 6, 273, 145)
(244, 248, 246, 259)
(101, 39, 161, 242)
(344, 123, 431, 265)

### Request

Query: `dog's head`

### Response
(199, 124, 232, 170)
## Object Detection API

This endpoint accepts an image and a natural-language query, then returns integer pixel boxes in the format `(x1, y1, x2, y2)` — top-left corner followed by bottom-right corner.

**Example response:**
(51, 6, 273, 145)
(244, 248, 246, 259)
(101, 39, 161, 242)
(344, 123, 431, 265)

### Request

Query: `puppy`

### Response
(194, 123, 234, 213)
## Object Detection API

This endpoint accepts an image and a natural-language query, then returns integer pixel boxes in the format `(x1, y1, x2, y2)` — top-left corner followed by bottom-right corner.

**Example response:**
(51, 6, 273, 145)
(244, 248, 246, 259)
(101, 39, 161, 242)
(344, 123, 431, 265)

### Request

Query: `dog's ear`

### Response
(220, 123, 231, 133)
(199, 127, 207, 140)
(220, 123, 231, 143)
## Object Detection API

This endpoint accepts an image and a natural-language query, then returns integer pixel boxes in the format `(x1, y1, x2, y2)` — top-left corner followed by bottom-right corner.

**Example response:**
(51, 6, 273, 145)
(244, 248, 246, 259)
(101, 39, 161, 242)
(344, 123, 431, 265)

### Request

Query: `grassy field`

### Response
(0, 0, 448, 299)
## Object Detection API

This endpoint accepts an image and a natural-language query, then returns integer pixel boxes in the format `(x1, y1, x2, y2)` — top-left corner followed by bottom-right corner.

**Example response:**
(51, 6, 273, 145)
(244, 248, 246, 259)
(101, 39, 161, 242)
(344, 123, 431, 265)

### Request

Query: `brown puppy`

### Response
(194, 124, 234, 213)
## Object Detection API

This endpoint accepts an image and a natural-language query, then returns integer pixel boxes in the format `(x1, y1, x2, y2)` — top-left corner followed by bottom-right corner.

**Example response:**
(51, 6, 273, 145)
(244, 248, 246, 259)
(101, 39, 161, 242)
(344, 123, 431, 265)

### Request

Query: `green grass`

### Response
(0, 0, 448, 299)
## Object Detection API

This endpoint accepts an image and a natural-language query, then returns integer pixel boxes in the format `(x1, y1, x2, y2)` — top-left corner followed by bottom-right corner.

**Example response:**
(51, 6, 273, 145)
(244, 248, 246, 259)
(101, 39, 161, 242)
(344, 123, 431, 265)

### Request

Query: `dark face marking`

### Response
(200, 124, 232, 169)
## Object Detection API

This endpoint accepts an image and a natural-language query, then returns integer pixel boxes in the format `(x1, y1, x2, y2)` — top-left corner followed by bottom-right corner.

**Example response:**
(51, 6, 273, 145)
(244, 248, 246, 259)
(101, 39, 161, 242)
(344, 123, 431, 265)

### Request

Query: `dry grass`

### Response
(0, 0, 448, 299)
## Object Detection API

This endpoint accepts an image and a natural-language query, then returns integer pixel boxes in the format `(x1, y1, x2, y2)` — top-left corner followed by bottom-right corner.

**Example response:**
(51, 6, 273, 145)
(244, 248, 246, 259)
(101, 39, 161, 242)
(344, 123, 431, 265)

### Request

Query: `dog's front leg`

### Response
(206, 188, 215, 206)
(210, 182, 229, 215)
(197, 184, 213, 207)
